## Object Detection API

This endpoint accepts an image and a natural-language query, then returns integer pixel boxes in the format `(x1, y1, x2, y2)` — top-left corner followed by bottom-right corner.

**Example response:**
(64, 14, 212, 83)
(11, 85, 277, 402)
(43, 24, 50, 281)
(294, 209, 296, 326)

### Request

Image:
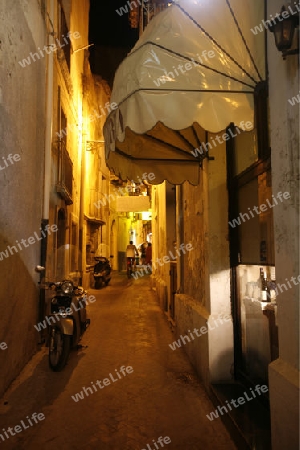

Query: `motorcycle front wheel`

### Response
(49, 328, 71, 371)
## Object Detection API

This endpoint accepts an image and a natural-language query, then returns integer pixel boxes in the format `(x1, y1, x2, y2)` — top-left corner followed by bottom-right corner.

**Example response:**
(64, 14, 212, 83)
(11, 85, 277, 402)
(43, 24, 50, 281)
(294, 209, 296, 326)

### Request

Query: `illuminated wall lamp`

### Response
(268, 4, 299, 60)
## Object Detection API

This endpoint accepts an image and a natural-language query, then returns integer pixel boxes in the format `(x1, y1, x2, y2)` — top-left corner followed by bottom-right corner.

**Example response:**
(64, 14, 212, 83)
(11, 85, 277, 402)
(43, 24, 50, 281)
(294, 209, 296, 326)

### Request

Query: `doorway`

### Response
(227, 125, 278, 387)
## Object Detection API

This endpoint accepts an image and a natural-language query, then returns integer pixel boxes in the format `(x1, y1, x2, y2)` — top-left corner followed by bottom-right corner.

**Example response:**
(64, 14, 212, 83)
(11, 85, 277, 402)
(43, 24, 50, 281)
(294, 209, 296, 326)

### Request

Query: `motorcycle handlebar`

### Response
(38, 281, 58, 289)
(39, 280, 86, 295)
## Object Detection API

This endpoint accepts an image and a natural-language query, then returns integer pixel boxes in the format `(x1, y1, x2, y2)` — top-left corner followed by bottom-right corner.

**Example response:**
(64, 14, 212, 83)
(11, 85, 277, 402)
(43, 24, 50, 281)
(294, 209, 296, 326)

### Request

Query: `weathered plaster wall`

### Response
(174, 139, 233, 386)
(206, 136, 233, 382)
(108, 184, 120, 269)
(82, 64, 111, 287)
(182, 163, 208, 303)
(175, 293, 210, 386)
(152, 183, 169, 309)
(267, 1, 299, 448)
(46, 0, 89, 281)
(0, 0, 46, 396)
(44, 0, 106, 291)
(174, 163, 209, 386)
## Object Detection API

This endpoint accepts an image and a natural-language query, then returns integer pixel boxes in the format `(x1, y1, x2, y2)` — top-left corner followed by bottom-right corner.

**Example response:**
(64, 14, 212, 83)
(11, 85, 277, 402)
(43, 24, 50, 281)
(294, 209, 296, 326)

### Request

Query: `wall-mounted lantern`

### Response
(268, 4, 299, 59)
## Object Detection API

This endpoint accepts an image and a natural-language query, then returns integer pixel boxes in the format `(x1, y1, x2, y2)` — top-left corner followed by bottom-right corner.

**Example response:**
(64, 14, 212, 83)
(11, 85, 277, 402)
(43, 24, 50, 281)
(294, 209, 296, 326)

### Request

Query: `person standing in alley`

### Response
(126, 240, 139, 270)
(145, 242, 152, 266)
(140, 242, 147, 265)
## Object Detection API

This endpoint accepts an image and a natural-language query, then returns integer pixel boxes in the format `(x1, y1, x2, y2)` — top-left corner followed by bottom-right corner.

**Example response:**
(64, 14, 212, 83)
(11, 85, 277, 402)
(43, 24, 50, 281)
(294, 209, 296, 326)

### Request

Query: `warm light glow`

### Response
(142, 211, 152, 220)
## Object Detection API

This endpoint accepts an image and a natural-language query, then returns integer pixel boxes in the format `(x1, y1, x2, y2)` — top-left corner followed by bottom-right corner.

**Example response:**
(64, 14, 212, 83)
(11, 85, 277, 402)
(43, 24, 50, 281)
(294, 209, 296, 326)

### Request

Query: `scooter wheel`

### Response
(49, 328, 71, 372)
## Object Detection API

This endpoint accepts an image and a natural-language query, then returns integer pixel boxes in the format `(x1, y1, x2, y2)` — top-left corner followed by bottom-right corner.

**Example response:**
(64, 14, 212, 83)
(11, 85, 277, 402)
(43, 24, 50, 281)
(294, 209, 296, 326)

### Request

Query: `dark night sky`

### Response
(89, 0, 138, 47)
(89, 1, 139, 84)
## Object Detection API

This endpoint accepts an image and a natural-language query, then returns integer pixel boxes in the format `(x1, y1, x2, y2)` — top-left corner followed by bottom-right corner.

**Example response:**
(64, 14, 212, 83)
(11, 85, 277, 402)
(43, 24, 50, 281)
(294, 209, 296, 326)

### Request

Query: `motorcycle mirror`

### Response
(35, 265, 45, 272)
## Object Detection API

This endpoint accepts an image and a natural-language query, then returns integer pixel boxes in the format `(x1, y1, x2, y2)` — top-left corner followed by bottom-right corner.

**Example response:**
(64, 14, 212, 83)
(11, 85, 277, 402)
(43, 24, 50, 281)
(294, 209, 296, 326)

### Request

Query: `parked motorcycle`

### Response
(93, 256, 112, 288)
(37, 270, 90, 371)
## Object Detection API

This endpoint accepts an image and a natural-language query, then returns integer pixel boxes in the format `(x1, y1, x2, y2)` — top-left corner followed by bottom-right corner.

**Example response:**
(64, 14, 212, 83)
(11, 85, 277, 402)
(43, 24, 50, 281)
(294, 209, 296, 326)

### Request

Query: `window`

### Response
(59, 5, 71, 70)
(56, 100, 73, 205)
(237, 171, 274, 265)
(56, 142, 73, 204)
(232, 128, 258, 176)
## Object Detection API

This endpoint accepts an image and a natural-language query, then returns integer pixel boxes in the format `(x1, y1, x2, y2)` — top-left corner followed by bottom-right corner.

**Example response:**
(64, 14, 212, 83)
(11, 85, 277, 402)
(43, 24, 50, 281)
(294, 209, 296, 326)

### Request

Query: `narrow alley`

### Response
(0, 274, 236, 450)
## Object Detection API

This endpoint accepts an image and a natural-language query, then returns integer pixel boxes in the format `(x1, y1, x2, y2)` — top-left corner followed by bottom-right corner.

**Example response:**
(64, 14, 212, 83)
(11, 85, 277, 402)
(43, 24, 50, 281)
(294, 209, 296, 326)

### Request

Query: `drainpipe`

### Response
(79, 99, 85, 286)
(39, 0, 54, 336)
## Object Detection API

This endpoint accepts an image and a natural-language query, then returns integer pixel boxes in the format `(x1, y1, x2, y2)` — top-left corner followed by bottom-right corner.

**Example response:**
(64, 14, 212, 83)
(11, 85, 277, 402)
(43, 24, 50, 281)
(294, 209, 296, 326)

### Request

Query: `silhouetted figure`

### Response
(145, 242, 152, 265)
(126, 240, 138, 269)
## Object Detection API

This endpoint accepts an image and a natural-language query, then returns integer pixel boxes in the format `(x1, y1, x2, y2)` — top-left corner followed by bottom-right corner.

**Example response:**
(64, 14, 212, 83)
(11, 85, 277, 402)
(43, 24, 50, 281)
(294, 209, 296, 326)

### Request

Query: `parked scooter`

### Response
(93, 256, 112, 288)
(37, 268, 90, 371)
